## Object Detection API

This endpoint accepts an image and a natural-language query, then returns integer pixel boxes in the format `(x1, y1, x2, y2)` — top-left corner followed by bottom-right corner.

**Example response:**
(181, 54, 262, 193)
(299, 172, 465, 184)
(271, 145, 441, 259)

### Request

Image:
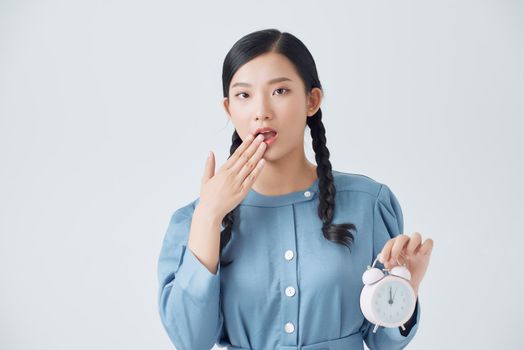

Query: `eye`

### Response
(235, 92, 249, 99)
(274, 88, 289, 95)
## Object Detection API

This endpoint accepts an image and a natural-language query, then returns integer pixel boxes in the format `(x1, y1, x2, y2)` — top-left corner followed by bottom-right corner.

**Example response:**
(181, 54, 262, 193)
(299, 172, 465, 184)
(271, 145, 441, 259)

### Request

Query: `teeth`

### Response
(255, 130, 276, 139)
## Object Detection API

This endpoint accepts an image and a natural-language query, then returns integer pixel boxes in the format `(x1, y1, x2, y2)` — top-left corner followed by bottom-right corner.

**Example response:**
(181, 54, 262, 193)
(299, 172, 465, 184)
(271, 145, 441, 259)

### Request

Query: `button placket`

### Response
(278, 206, 299, 346)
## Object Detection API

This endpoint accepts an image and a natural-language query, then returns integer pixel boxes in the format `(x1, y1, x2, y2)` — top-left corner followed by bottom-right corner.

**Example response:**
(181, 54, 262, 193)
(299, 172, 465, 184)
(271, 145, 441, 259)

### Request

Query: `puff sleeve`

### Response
(157, 199, 224, 350)
(360, 184, 422, 350)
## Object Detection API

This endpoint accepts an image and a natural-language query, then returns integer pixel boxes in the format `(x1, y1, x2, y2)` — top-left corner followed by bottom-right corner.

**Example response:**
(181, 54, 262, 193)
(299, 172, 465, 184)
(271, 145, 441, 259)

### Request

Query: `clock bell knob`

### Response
(362, 267, 385, 285)
(389, 265, 411, 280)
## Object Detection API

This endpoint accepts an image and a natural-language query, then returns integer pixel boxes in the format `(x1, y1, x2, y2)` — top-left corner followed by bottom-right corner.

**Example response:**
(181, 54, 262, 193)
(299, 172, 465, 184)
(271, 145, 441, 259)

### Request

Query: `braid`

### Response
(307, 108, 356, 251)
(218, 131, 243, 267)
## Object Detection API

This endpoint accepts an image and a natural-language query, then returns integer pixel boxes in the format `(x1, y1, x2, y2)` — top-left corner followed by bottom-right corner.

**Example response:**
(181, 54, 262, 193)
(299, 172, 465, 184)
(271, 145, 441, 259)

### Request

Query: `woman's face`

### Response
(223, 52, 322, 162)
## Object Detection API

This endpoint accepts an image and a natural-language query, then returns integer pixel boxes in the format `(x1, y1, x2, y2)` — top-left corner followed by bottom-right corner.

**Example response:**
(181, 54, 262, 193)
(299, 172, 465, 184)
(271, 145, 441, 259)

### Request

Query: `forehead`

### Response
(230, 52, 300, 87)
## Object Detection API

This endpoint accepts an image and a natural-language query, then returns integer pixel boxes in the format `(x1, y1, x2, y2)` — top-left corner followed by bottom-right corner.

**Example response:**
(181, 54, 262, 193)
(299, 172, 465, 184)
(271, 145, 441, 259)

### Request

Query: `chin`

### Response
(261, 147, 287, 163)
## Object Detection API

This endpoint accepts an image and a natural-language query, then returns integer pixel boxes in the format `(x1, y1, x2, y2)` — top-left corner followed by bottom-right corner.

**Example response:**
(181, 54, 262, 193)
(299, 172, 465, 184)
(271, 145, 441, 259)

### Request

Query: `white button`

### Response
(284, 322, 295, 333)
(285, 286, 296, 297)
(284, 250, 294, 261)
(304, 190, 311, 198)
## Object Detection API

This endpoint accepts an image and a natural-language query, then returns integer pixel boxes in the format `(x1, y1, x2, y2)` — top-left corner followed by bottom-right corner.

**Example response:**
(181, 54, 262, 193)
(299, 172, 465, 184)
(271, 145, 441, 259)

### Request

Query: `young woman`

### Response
(157, 28, 434, 350)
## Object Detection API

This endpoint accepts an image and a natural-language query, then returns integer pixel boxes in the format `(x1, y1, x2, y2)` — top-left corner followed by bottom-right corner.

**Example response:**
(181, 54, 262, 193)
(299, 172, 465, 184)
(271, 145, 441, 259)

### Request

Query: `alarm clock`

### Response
(359, 254, 417, 333)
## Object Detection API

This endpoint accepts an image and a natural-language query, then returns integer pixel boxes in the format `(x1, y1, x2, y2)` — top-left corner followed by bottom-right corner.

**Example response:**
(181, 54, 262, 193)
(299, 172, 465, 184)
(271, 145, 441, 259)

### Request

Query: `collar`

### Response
(240, 177, 319, 207)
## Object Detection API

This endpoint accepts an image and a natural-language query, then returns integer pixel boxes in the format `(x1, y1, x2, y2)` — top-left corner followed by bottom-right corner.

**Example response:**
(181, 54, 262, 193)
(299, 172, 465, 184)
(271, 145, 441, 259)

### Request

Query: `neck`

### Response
(252, 147, 318, 196)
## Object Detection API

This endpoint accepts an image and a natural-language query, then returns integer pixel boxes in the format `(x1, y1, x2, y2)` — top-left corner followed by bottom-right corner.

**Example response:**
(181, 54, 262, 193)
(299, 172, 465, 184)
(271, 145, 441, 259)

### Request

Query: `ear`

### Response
(306, 88, 323, 117)
(222, 97, 232, 120)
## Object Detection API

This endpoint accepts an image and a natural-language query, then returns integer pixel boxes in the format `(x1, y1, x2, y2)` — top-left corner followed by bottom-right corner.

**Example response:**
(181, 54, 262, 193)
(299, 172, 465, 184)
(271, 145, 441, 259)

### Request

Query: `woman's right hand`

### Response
(198, 132, 267, 221)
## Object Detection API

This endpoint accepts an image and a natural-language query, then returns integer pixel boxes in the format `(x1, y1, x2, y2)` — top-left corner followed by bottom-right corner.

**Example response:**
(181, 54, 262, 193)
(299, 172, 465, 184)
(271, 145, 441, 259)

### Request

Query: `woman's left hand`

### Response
(378, 232, 434, 296)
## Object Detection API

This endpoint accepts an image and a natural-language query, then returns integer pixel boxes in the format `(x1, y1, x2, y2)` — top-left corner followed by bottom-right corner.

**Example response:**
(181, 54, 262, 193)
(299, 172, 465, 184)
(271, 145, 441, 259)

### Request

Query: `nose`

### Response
(255, 113, 272, 121)
(254, 94, 273, 121)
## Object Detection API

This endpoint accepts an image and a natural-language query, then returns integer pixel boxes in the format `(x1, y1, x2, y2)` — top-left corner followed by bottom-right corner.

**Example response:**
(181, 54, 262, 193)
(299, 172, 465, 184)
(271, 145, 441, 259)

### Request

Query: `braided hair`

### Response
(219, 29, 357, 267)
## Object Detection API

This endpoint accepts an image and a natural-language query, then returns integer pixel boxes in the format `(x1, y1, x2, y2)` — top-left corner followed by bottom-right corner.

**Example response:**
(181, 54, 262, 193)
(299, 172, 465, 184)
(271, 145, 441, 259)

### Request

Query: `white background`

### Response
(1, 1, 523, 349)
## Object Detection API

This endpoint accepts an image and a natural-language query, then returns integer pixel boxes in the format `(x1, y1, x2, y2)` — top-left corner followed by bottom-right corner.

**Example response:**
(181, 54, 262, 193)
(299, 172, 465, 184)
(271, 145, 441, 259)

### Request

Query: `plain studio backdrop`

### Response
(1, 1, 523, 349)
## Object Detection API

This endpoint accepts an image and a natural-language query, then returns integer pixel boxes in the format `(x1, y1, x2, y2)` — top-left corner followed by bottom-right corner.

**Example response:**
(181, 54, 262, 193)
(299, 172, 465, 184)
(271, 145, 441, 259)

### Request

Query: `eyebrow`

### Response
(231, 77, 292, 88)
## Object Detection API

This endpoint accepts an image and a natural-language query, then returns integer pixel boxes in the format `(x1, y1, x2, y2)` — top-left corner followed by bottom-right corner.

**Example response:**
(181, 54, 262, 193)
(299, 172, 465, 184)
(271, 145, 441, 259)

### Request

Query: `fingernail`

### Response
(208, 151, 212, 159)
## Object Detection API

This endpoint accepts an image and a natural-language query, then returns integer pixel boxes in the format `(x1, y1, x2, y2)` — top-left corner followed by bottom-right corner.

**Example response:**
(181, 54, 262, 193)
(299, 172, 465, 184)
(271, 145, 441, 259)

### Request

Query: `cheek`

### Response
(228, 104, 251, 126)
(277, 97, 307, 118)
(278, 99, 308, 130)
(274, 99, 308, 139)
(228, 102, 246, 116)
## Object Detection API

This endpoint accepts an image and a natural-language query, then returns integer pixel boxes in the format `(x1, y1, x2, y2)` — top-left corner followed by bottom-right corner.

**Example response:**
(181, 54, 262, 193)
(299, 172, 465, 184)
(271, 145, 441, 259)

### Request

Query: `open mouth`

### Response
(257, 131, 278, 146)
(256, 130, 278, 141)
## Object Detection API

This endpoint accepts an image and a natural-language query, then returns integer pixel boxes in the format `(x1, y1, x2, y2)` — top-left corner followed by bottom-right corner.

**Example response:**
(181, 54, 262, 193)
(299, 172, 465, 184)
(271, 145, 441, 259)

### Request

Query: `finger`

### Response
(235, 140, 267, 184)
(389, 234, 410, 265)
(405, 232, 422, 257)
(202, 151, 215, 185)
(220, 133, 256, 171)
(418, 238, 434, 256)
(239, 155, 266, 195)
(379, 237, 396, 264)
(229, 134, 266, 174)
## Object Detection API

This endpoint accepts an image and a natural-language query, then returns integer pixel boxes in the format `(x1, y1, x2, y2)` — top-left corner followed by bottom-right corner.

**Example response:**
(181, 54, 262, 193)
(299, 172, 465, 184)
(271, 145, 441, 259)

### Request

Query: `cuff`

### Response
(176, 245, 221, 303)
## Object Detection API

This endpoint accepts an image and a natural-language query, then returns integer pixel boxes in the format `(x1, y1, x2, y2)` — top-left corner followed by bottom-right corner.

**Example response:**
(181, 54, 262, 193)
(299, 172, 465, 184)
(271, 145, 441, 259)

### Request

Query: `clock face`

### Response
(372, 279, 414, 324)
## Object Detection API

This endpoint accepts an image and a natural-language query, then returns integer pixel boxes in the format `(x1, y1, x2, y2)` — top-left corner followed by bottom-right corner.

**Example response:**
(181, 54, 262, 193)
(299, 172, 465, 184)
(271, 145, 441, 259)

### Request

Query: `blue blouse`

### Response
(157, 170, 421, 349)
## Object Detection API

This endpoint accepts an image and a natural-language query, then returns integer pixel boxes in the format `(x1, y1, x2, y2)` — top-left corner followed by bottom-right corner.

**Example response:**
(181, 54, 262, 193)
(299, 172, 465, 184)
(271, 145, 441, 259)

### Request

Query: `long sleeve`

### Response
(360, 184, 421, 350)
(157, 200, 224, 350)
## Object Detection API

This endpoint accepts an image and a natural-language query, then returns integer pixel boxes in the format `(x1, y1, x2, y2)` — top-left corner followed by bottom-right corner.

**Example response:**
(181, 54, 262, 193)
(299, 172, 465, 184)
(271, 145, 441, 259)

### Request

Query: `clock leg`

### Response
(373, 324, 379, 333)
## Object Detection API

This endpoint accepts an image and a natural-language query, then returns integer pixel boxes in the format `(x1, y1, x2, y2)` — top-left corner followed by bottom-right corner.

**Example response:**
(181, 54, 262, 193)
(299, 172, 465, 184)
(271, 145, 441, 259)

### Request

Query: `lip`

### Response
(252, 127, 279, 147)
(252, 126, 278, 136)
(262, 132, 278, 146)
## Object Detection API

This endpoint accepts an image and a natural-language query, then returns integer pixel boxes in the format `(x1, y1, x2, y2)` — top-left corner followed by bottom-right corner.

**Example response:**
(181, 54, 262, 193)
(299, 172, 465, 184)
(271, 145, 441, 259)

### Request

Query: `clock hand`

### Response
(393, 288, 398, 301)
(388, 287, 393, 304)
